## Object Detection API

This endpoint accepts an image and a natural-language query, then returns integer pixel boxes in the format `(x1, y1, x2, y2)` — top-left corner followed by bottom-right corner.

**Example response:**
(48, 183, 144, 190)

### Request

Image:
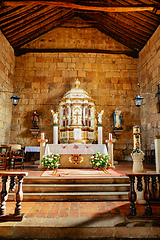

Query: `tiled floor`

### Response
(5, 200, 160, 219)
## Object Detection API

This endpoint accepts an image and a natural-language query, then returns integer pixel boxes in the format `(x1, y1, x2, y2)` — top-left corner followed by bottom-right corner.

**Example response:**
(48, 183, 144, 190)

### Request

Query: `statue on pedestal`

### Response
(98, 110, 104, 124)
(30, 110, 40, 138)
(51, 110, 58, 124)
(113, 108, 122, 130)
(33, 110, 39, 129)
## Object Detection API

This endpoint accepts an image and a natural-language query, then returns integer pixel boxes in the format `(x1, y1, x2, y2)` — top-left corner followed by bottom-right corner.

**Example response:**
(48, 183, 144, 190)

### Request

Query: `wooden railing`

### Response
(0, 172, 28, 219)
(126, 173, 160, 216)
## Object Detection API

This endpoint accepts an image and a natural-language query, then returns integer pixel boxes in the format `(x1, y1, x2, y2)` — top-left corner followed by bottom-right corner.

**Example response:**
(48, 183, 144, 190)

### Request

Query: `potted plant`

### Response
(41, 153, 60, 174)
(90, 152, 110, 171)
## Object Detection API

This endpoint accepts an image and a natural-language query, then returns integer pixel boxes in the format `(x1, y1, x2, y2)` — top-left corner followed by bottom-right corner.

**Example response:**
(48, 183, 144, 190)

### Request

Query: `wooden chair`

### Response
(10, 149, 25, 170)
(0, 146, 11, 170)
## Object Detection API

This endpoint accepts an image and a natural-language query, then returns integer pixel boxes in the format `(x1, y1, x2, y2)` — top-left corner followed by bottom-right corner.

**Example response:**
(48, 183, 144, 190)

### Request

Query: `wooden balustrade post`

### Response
(151, 175, 158, 199)
(144, 175, 152, 215)
(15, 176, 24, 216)
(128, 175, 137, 216)
(10, 176, 16, 191)
(137, 176, 143, 191)
(0, 176, 8, 215)
(158, 176, 160, 199)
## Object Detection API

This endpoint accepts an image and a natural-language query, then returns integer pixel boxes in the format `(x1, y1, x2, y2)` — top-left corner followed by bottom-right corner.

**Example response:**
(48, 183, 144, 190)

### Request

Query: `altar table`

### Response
(25, 146, 40, 161)
(45, 144, 108, 168)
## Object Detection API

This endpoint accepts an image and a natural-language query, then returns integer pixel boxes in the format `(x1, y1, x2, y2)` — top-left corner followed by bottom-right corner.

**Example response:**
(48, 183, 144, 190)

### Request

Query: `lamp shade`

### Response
(10, 94, 20, 106)
(133, 94, 144, 107)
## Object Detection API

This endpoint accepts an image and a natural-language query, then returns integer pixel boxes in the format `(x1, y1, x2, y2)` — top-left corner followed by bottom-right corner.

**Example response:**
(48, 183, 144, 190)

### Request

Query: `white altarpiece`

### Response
(58, 79, 97, 144)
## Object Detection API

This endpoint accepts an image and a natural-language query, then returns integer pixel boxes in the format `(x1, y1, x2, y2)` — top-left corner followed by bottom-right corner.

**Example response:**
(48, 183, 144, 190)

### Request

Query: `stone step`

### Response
(6, 176, 130, 202)
(22, 183, 130, 193)
(23, 176, 129, 184)
(8, 191, 129, 201)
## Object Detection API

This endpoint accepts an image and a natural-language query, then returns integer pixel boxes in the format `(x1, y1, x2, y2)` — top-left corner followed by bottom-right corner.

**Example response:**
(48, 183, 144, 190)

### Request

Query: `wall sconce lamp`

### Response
(133, 94, 144, 107)
(133, 60, 144, 107)
(156, 84, 160, 113)
(10, 94, 20, 106)
(0, 90, 20, 106)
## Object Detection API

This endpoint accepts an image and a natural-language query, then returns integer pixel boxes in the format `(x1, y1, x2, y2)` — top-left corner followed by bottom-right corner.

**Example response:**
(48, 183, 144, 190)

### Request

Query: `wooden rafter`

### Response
(107, 12, 153, 36)
(0, 0, 159, 53)
(2, 1, 160, 13)
(11, 10, 75, 48)
(2, 6, 58, 34)
(15, 48, 139, 58)
(80, 12, 144, 51)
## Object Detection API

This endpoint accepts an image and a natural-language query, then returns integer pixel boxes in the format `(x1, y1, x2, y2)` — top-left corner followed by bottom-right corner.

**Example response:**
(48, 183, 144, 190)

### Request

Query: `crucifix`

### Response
(74, 111, 81, 126)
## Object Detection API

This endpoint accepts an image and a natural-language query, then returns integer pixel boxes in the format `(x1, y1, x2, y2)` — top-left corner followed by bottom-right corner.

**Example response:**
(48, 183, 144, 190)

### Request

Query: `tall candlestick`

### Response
(41, 132, 44, 140)
(109, 133, 112, 143)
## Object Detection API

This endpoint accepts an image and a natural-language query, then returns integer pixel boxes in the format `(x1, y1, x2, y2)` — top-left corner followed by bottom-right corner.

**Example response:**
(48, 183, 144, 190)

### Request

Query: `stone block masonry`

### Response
(0, 31, 15, 144)
(139, 25, 160, 151)
(1, 21, 140, 161)
(13, 52, 139, 161)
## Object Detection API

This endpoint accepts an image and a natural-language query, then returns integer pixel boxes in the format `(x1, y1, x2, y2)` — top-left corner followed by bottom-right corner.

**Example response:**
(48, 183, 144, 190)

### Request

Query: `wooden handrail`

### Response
(126, 173, 160, 216)
(0, 172, 28, 218)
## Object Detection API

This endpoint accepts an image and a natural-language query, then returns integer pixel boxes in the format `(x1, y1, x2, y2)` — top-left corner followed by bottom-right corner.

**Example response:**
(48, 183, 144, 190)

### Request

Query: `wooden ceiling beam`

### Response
(80, 13, 142, 51)
(2, 1, 160, 13)
(6, 8, 65, 40)
(1, 6, 56, 33)
(115, 0, 160, 22)
(11, 10, 75, 48)
(107, 12, 153, 37)
(0, 5, 45, 26)
(85, 13, 145, 48)
(97, 13, 149, 42)
(15, 48, 139, 58)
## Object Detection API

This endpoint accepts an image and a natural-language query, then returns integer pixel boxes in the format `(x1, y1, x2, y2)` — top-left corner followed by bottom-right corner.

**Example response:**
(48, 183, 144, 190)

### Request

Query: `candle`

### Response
(109, 133, 112, 143)
(41, 132, 44, 140)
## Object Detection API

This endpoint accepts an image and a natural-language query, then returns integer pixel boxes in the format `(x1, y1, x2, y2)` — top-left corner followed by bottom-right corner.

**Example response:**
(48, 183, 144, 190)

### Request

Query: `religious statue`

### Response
(98, 110, 104, 124)
(33, 110, 39, 129)
(51, 110, 58, 124)
(113, 108, 122, 129)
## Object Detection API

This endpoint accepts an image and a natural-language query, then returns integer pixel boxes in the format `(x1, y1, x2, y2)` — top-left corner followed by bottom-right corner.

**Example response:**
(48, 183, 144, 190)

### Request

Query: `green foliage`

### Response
(41, 153, 60, 170)
(132, 148, 144, 154)
(90, 152, 110, 169)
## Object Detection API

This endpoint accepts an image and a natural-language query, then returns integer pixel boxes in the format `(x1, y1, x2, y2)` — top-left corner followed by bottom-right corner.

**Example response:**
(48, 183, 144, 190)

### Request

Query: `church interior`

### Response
(0, 0, 160, 239)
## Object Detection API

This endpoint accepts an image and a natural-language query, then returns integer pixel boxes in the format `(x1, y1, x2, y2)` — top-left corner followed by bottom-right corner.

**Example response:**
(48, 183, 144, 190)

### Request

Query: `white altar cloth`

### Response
(45, 144, 108, 155)
(25, 146, 40, 153)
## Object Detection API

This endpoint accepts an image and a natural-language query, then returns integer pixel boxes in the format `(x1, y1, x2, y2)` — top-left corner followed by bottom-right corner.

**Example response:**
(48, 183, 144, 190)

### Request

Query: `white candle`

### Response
(109, 133, 112, 143)
(41, 132, 45, 140)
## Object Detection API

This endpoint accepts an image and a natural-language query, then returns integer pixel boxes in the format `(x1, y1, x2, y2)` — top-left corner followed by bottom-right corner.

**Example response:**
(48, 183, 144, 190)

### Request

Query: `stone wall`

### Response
(11, 24, 140, 161)
(0, 31, 15, 144)
(139, 25, 160, 151)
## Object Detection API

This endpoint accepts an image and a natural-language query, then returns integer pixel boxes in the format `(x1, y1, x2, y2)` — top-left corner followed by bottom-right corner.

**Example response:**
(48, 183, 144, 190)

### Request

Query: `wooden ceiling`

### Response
(0, 0, 160, 58)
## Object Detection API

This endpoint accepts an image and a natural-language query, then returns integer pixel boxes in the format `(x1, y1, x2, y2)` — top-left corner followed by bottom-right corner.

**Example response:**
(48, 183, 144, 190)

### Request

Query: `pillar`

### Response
(105, 134, 116, 168)
(154, 136, 160, 173)
(98, 125, 103, 144)
(38, 133, 48, 169)
(53, 124, 59, 144)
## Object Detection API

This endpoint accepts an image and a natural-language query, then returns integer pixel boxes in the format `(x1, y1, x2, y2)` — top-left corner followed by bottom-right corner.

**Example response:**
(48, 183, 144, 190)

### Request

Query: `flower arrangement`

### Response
(90, 152, 110, 170)
(132, 148, 144, 154)
(41, 153, 60, 170)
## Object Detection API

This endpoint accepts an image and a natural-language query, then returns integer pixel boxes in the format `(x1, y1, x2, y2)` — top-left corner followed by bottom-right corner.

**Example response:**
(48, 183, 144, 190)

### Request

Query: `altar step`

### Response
(8, 176, 130, 201)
